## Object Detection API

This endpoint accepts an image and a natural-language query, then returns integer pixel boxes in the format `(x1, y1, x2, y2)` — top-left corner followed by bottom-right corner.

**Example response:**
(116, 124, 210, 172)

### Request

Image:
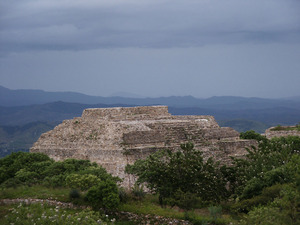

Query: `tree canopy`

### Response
(126, 143, 228, 206)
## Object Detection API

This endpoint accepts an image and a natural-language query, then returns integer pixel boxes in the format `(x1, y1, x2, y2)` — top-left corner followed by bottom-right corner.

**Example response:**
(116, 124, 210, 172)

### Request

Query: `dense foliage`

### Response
(126, 133, 300, 223)
(229, 133, 300, 224)
(234, 132, 300, 198)
(126, 143, 229, 207)
(1, 132, 300, 224)
(0, 152, 121, 209)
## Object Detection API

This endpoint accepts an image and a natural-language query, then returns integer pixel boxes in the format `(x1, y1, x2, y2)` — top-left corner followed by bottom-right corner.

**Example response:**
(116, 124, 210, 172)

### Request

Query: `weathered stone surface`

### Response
(265, 126, 300, 139)
(30, 106, 256, 188)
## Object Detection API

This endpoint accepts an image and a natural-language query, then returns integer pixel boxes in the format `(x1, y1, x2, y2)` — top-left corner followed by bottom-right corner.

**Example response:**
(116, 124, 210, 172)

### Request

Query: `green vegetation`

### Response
(126, 143, 228, 207)
(118, 194, 230, 224)
(0, 203, 115, 225)
(271, 124, 300, 131)
(0, 185, 70, 201)
(240, 130, 268, 142)
(1, 134, 300, 224)
(0, 152, 121, 210)
(127, 135, 300, 224)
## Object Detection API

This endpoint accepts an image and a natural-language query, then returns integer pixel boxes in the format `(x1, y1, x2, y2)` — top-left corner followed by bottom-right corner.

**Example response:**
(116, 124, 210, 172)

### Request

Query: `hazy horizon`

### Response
(2, 84, 300, 100)
(1, 1, 300, 99)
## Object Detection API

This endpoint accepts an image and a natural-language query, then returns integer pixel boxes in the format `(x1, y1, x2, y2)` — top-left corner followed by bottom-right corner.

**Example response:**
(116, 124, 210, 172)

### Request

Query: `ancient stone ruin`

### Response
(31, 106, 256, 188)
(265, 126, 300, 139)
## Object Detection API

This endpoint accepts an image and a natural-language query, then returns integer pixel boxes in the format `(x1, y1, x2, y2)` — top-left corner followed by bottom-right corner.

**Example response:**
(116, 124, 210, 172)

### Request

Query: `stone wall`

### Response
(31, 106, 255, 188)
(265, 126, 300, 139)
(82, 106, 171, 120)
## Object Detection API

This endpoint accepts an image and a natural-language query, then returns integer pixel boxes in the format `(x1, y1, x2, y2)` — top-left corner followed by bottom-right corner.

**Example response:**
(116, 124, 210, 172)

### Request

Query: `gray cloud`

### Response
(1, 0, 300, 53)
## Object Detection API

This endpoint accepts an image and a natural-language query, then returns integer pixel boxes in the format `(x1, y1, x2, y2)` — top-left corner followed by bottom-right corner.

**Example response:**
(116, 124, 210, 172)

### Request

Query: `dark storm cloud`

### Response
(1, 0, 300, 53)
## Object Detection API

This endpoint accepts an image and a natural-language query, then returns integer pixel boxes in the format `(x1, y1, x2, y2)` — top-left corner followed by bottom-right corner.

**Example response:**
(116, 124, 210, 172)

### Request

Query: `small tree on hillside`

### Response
(125, 143, 228, 207)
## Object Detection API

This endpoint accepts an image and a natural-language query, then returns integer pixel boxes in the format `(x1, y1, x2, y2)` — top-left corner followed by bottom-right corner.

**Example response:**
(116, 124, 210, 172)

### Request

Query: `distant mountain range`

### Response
(0, 85, 299, 157)
(0, 121, 57, 158)
(1, 85, 300, 109)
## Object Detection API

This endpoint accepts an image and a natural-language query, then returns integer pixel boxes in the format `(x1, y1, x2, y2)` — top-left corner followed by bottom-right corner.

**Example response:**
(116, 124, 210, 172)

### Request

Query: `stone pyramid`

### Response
(31, 106, 256, 188)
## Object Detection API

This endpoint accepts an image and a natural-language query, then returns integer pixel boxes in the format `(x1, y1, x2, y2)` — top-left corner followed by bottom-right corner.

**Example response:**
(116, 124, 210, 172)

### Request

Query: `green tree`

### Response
(225, 136, 300, 197)
(85, 180, 120, 209)
(239, 183, 300, 224)
(240, 130, 268, 143)
(126, 143, 228, 206)
(0, 152, 52, 185)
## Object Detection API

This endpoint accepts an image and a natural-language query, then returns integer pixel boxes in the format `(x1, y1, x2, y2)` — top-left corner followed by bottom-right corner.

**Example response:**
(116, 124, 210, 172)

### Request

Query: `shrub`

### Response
(15, 169, 39, 184)
(43, 174, 66, 188)
(85, 180, 120, 209)
(232, 184, 284, 213)
(165, 189, 198, 210)
(232, 195, 270, 213)
(0, 177, 22, 188)
(239, 205, 291, 225)
(131, 184, 146, 200)
(69, 189, 81, 199)
(226, 136, 300, 197)
(238, 183, 300, 224)
(126, 143, 228, 205)
(240, 130, 268, 142)
(208, 205, 222, 221)
(271, 184, 300, 223)
(118, 187, 129, 203)
(240, 177, 264, 199)
(0, 152, 52, 184)
(66, 174, 101, 191)
(240, 155, 299, 200)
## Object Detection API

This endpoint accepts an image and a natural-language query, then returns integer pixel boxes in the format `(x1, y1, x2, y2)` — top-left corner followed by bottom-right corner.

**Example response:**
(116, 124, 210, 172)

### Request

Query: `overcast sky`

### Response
(1, 0, 300, 98)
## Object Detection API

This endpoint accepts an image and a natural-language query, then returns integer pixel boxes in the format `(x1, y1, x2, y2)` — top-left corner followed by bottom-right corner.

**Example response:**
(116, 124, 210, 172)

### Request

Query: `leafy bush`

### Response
(232, 195, 270, 213)
(118, 187, 129, 203)
(238, 183, 300, 224)
(0, 152, 52, 184)
(77, 165, 121, 183)
(238, 205, 291, 225)
(240, 154, 300, 199)
(165, 189, 198, 210)
(0, 152, 120, 194)
(66, 174, 101, 191)
(131, 184, 146, 200)
(271, 184, 300, 223)
(224, 136, 300, 197)
(126, 142, 228, 206)
(0, 177, 22, 188)
(43, 174, 67, 188)
(232, 183, 292, 213)
(240, 130, 268, 142)
(15, 169, 39, 183)
(85, 180, 120, 209)
(69, 189, 81, 199)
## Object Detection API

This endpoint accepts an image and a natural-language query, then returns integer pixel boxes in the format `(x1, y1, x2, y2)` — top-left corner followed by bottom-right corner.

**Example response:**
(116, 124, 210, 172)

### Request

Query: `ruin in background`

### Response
(31, 106, 256, 188)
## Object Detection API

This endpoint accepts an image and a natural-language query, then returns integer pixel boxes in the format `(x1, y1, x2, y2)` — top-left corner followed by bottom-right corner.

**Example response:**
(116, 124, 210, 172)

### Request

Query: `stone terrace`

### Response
(31, 106, 256, 188)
